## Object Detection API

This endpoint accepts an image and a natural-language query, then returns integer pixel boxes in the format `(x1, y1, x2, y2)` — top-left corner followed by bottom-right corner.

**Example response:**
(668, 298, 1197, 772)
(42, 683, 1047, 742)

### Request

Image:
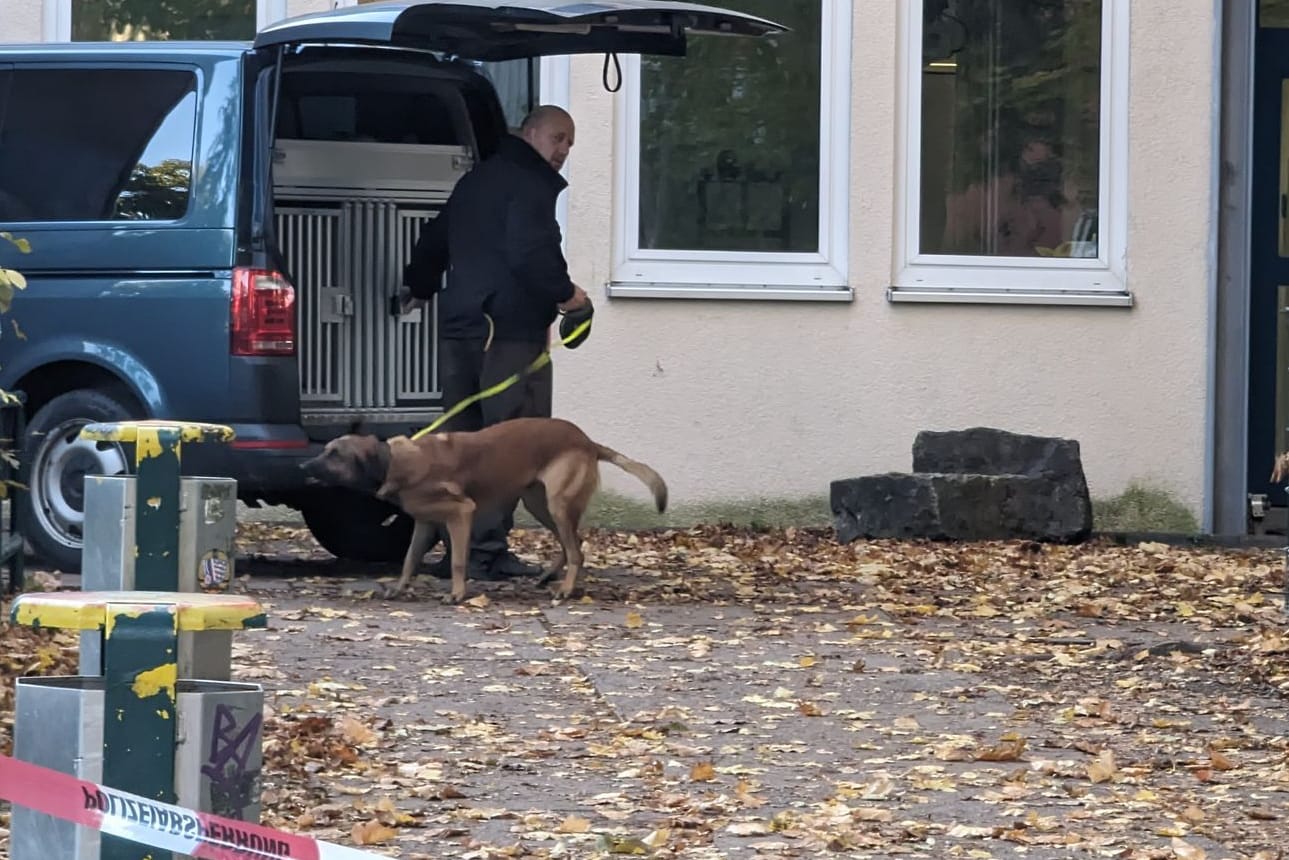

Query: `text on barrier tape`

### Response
(0, 752, 383, 859)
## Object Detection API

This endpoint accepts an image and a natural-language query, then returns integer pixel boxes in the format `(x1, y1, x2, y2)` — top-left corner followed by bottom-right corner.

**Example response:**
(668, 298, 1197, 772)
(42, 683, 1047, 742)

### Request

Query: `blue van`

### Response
(0, 0, 781, 571)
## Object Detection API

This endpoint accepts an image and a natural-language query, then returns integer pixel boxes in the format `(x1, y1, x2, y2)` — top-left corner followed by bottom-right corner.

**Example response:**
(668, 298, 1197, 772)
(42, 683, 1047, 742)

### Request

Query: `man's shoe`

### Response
(424, 553, 503, 580)
(475, 551, 543, 580)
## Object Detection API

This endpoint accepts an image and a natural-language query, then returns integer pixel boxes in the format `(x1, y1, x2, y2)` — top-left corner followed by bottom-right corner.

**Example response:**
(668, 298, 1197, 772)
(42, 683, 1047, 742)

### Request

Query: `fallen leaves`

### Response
(974, 733, 1026, 762)
(4, 526, 1286, 859)
(351, 819, 397, 845)
(1086, 749, 1118, 783)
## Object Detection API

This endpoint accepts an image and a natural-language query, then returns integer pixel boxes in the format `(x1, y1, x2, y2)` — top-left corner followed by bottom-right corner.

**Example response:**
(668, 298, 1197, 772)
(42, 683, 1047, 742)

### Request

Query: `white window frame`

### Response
(890, 0, 1130, 307)
(43, 0, 289, 39)
(608, 0, 853, 302)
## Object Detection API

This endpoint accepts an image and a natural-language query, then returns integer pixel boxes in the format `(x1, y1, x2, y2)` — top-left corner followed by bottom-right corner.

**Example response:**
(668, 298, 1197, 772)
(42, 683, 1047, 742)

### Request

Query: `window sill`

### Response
(606, 283, 854, 302)
(886, 286, 1134, 308)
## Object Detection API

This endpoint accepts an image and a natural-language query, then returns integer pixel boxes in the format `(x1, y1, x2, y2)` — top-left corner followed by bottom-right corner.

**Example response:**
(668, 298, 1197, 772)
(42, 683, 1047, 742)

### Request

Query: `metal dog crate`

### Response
(273, 138, 472, 426)
(79, 475, 237, 680)
(10, 676, 264, 860)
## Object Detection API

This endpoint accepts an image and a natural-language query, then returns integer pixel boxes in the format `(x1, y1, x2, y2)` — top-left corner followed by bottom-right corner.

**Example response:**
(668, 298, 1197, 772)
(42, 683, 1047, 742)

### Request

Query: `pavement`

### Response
(188, 524, 1289, 860)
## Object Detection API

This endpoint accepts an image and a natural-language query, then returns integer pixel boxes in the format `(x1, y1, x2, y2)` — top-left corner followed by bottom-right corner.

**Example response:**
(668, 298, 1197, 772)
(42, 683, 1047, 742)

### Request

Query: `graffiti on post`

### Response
(201, 704, 262, 818)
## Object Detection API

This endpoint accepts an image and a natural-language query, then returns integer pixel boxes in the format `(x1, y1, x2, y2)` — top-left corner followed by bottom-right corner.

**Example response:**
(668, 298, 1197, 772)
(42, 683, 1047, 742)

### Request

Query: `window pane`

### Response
(638, 0, 821, 253)
(920, 0, 1101, 259)
(72, 0, 255, 40)
(0, 69, 197, 221)
(276, 89, 466, 147)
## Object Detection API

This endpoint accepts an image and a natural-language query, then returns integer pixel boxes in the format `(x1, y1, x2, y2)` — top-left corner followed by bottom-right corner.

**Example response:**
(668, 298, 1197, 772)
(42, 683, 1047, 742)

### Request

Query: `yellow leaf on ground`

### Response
(351, 820, 397, 845)
(601, 835, 649, 854)
(690, 761, 717, 781)
(1210, 749, 1237, 770)
(338, 715, 377, 746)
(556, 815, 593, 833)
(624, 611, 644, 628)
(1087, 749, 1117, 784)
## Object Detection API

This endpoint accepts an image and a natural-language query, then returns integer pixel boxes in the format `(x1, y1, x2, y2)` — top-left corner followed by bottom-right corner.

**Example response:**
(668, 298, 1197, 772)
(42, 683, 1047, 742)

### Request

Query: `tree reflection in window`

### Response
(638, 0, 822, 253)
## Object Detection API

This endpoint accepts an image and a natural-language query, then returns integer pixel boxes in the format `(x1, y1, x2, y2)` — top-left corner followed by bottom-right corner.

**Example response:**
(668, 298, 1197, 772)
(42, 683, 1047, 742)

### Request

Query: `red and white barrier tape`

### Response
(0, 752, 384, 859)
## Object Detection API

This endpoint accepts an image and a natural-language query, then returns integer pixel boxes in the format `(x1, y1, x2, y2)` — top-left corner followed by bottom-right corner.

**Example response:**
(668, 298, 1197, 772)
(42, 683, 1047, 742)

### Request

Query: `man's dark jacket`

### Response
(403, 135, 575, 342)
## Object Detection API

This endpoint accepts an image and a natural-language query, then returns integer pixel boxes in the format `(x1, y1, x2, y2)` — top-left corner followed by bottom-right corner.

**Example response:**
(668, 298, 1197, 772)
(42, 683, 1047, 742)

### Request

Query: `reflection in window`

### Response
(114, 90, 197, 220)
(72, 0, 255, 40)
(920, 0, 1101, 259)
(638, 0, 822, 253)
(1262, 0, 1289, 28)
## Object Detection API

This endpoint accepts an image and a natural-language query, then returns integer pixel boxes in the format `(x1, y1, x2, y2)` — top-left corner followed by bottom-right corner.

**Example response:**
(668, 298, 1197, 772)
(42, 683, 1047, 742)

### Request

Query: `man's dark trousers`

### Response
(434, 335, 552, 565)
(470, 337, 552, 560)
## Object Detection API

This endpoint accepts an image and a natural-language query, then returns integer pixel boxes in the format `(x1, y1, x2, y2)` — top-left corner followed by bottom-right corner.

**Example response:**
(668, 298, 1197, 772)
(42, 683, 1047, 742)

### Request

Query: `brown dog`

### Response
(301, 416, 667, 603)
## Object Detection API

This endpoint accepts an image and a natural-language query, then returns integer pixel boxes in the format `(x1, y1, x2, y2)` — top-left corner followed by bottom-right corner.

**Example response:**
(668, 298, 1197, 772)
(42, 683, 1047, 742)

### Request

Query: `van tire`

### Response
(299, 489, 419, 563)
(17, 387, 140, 573)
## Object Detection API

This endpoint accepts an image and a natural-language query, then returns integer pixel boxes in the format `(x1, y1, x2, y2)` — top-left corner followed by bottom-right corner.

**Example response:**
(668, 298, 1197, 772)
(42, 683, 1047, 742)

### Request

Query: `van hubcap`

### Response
(32, 418, 129, 550)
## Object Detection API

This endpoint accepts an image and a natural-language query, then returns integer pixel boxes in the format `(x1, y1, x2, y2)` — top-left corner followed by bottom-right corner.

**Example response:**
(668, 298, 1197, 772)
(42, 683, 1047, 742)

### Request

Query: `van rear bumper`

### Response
(180, 423, 322, 499)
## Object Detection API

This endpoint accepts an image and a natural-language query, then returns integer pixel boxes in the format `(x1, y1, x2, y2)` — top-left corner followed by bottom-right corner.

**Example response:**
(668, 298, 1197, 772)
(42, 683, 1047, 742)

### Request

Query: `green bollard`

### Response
(74, 420, 237, 860)
(9, 591, 268, 860)
(101, 602, 180, 860)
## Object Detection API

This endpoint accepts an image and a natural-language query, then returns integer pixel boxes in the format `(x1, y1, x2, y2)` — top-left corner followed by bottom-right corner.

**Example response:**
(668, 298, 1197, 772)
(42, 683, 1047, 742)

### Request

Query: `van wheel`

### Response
(299, 489, 418, 563)
(17, 387, 140, 572)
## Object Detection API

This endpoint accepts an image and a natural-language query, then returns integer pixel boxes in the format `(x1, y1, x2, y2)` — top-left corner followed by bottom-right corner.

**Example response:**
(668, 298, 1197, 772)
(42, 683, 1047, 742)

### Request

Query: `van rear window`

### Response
(0, 68, 197, 223)
(277, 88, 463, 147)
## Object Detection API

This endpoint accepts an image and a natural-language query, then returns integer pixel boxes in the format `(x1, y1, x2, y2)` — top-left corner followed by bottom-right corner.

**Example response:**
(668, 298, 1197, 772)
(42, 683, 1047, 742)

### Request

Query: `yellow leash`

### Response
(410, 316, 593, 440)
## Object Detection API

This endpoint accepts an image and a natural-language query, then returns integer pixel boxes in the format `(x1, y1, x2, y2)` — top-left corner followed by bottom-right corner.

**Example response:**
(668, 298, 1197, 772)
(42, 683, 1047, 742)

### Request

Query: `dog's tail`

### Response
(596, 444, 668, 513)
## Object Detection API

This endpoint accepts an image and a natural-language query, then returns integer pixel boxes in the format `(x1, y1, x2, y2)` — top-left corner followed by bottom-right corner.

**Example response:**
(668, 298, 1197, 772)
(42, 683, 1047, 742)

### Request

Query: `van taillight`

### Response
(231, 268, 295, 356)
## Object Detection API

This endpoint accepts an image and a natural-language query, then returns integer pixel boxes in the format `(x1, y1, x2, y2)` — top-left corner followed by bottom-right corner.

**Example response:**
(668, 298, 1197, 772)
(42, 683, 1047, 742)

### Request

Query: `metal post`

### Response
(132, 424, 183, 591)
(101, 602, 179, 860)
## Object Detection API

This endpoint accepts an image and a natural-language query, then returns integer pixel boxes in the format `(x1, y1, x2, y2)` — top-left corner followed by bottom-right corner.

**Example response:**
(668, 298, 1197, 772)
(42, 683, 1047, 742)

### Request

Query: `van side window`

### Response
(0, 68, 197, 222)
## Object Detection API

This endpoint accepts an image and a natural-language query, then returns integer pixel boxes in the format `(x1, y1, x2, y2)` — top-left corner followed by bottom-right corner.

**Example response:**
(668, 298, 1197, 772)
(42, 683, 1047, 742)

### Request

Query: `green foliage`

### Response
(71, 0, 255, 41)
(0, 232, 31, 499)
(1092, 483, 1200, 535)
(637, 0, 822, 252)
(0, 232, 31, 316)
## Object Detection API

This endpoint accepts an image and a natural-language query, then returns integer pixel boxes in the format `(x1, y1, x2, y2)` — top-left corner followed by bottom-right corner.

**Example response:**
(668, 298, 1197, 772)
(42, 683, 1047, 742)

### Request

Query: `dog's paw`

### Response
(382, 581, 413, 600)
(550, 585, 582, 602)
(441, 591, 467, 606)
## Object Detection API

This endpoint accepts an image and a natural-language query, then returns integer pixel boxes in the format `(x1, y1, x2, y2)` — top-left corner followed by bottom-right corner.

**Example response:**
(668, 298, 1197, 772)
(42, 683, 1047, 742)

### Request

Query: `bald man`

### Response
(400, 104, 588, 581)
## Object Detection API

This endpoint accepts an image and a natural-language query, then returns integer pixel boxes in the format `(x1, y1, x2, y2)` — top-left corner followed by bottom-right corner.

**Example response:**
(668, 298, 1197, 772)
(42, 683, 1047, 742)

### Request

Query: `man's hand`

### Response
(557, 284, 588, 312)
(399, 285, 427, 314)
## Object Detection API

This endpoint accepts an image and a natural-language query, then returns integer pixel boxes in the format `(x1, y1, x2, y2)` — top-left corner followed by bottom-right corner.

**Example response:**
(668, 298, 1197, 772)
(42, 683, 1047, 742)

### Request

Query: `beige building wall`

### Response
(553, 1, 1218, 520)
(2, 0, 45, 41)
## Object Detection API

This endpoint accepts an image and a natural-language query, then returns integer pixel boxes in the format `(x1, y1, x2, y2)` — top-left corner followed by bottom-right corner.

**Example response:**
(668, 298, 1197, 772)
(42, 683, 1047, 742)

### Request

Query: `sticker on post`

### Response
(200, 550, 232, 590)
